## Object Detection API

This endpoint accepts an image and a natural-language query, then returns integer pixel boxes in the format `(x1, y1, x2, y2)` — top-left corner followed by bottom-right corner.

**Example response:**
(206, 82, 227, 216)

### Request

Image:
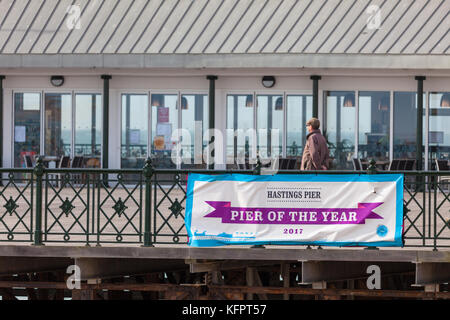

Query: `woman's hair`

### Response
(306, 118, 320, 130)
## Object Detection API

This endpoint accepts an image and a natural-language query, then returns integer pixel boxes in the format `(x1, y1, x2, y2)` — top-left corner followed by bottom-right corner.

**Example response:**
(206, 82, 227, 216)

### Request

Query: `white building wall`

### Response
(2, 71, 450, 169)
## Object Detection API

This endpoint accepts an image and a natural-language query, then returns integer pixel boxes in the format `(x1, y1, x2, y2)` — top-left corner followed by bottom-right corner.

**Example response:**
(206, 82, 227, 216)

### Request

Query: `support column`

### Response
(101, 75, 112, 170)
(310, 75, 321, 119)
(0, 75, 4, 170)
(207, 75, 218, 169)
(415, 76, 425, 171)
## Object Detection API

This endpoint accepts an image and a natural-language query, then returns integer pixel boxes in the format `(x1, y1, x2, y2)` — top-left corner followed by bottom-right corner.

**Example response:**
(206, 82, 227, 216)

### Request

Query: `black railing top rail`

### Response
(2, 168, 450, 176)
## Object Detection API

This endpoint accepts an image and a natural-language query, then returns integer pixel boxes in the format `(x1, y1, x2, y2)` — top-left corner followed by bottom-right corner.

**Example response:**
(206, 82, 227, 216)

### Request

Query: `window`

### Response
(429, 92, 450, 163)
(286, 95, 313, 157)
(44, 93, 72, 159)
(226, 92, 312, 169)
(226, 94, 255, 168)
(75, 94, 102, 165)
(14, 93, 41, 168)
(14, 91, 103, 169)
(358, 92, 390, 162)
(324, 91, 356, 170)
(120, 92, 209, 169)
(150, 93, 178, 169)
(121, 94, 148, 169)
(180, 94, 208, 169)
(257, 94, 283, 158)
(393, 92, 425, 160)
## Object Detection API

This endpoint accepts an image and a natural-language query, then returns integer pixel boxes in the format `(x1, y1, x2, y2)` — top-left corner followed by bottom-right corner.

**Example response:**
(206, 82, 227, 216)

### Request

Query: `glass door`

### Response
(256, 94, 283, 158)
(150, 93, 178, 169)
(13, 92, 41, 168)
(358, 91, 390, 163)
(393, 92, 426, 162)
(324, 91, 356, 170)
(180, 94, 208, 169)
(226, 94, 255, 169)
(44, 93, 72, 168)
(121, 94, 149, 169)
(286, 95, 313, 157)
(75, 94, 102, 168)
(428, 92, 450, 170)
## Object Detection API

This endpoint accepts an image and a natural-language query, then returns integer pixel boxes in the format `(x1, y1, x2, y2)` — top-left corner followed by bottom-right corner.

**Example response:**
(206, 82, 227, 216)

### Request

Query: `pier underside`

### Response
(0, 245, 448, 300)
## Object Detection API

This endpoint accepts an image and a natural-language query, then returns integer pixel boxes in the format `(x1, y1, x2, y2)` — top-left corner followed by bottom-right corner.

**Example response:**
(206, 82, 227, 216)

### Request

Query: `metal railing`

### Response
(0, 158, 448, 249)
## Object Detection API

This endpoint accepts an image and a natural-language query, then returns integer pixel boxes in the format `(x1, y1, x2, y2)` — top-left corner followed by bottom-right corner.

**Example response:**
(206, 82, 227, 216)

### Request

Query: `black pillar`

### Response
(310, 75, 321, 119)
(207, 75, 218, 169)
(415, 76, 425, 171)
(101, 75, 111, 170)
(0, 76, 4, 169)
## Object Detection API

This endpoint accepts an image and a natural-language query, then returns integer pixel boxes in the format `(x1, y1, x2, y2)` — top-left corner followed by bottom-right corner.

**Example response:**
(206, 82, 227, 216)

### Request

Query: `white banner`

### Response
(185, 174, 404, 247)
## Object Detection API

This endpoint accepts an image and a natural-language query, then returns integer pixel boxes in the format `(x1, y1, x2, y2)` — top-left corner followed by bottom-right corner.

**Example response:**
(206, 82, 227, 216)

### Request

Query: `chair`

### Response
(405, 159, 416, 171)
(352, 158, 362, 171)
(23, 155, 33, 168)
(397, 160, 407, 171)
(388, 159, 400, 171)
(361, 160, 368, 170)
(436, 159, 450, 186)
(59, 156, 71, 168)
(57, 156, 71, 187)
(287, 158, 297, 170)
(279, 158, 289, 170)
(236, 161, 247, 170)
(71, 156, 84, 168)
(85, 158, 100, 168)
(71, 156, 84, 185)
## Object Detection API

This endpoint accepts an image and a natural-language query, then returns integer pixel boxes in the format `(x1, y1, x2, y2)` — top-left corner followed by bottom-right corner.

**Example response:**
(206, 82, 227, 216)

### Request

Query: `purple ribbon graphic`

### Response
(204, 201, 383, 225)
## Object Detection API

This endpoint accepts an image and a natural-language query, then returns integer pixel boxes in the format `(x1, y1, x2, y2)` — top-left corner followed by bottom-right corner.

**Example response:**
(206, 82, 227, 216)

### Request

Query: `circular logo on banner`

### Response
(377, 225, 388, 237)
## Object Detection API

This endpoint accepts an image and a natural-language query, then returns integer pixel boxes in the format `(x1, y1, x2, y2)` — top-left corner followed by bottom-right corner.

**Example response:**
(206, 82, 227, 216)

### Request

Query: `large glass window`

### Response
(75, 94, 102, 167)
(44, 93, 72, 159)
(14, 93, 41, 168)
(256, 94, 283, 158)
(180, 94, 208, 169)
(358, 92, 390, 162)
(151, 94, 178, 169)
(121, 94, 148, 169)
(226, 94, 255, 168)
(393, 92, 425, 160)
(324, 91, 356, 169)
(429, 92, 450, 164)
(286, 95, 313, 157)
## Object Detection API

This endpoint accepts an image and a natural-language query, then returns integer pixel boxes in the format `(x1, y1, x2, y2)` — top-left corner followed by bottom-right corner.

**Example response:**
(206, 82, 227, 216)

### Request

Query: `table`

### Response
(361, 160, 390, 171)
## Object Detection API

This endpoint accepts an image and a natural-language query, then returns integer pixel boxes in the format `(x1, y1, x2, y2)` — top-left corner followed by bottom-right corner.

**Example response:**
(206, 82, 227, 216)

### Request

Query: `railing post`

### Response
(143, 157, 154, 247)
(252, 155, 265, 248)
(366, 159, 379, 250)
(253, 155, 262, 175)
(367, 159, 377, 175)
(33, 157, 45, 246)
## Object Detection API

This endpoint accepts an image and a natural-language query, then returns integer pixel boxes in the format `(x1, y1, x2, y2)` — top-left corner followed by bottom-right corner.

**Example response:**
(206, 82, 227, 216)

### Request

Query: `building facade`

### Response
(0, 0, 449, 171)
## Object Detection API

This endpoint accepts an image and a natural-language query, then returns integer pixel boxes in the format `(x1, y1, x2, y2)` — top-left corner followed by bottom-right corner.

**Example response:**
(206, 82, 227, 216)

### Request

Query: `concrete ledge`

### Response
(0, 54, 449, 70)
(0, 245, 448, 263)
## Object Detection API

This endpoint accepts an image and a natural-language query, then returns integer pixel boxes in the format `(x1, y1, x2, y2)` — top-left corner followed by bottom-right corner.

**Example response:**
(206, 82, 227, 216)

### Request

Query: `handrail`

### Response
(3, 168, 450, 176)
(0, 157, 448, 248)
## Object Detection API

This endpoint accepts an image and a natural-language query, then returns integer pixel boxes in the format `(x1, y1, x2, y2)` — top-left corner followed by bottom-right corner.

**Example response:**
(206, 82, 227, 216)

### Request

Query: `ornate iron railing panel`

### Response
(44, 172, 91, 244)
(0, 159, 447, 249)
(96, 173, 144, 245)
(152, 172, 188, 245)
(0, 171, 34, 242)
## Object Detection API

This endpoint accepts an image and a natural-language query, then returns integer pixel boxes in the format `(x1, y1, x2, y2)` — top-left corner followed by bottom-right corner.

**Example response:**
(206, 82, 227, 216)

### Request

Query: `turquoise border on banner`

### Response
(185, 174, 404, 247)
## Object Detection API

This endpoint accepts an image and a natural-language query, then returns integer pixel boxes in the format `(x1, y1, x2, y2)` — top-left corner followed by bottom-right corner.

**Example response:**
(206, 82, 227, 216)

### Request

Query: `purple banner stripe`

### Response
(204, 201, 383, 225)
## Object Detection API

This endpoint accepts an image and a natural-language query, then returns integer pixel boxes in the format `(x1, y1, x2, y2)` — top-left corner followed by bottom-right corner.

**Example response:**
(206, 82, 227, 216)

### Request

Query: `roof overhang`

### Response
(0, 54, 448, 71)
